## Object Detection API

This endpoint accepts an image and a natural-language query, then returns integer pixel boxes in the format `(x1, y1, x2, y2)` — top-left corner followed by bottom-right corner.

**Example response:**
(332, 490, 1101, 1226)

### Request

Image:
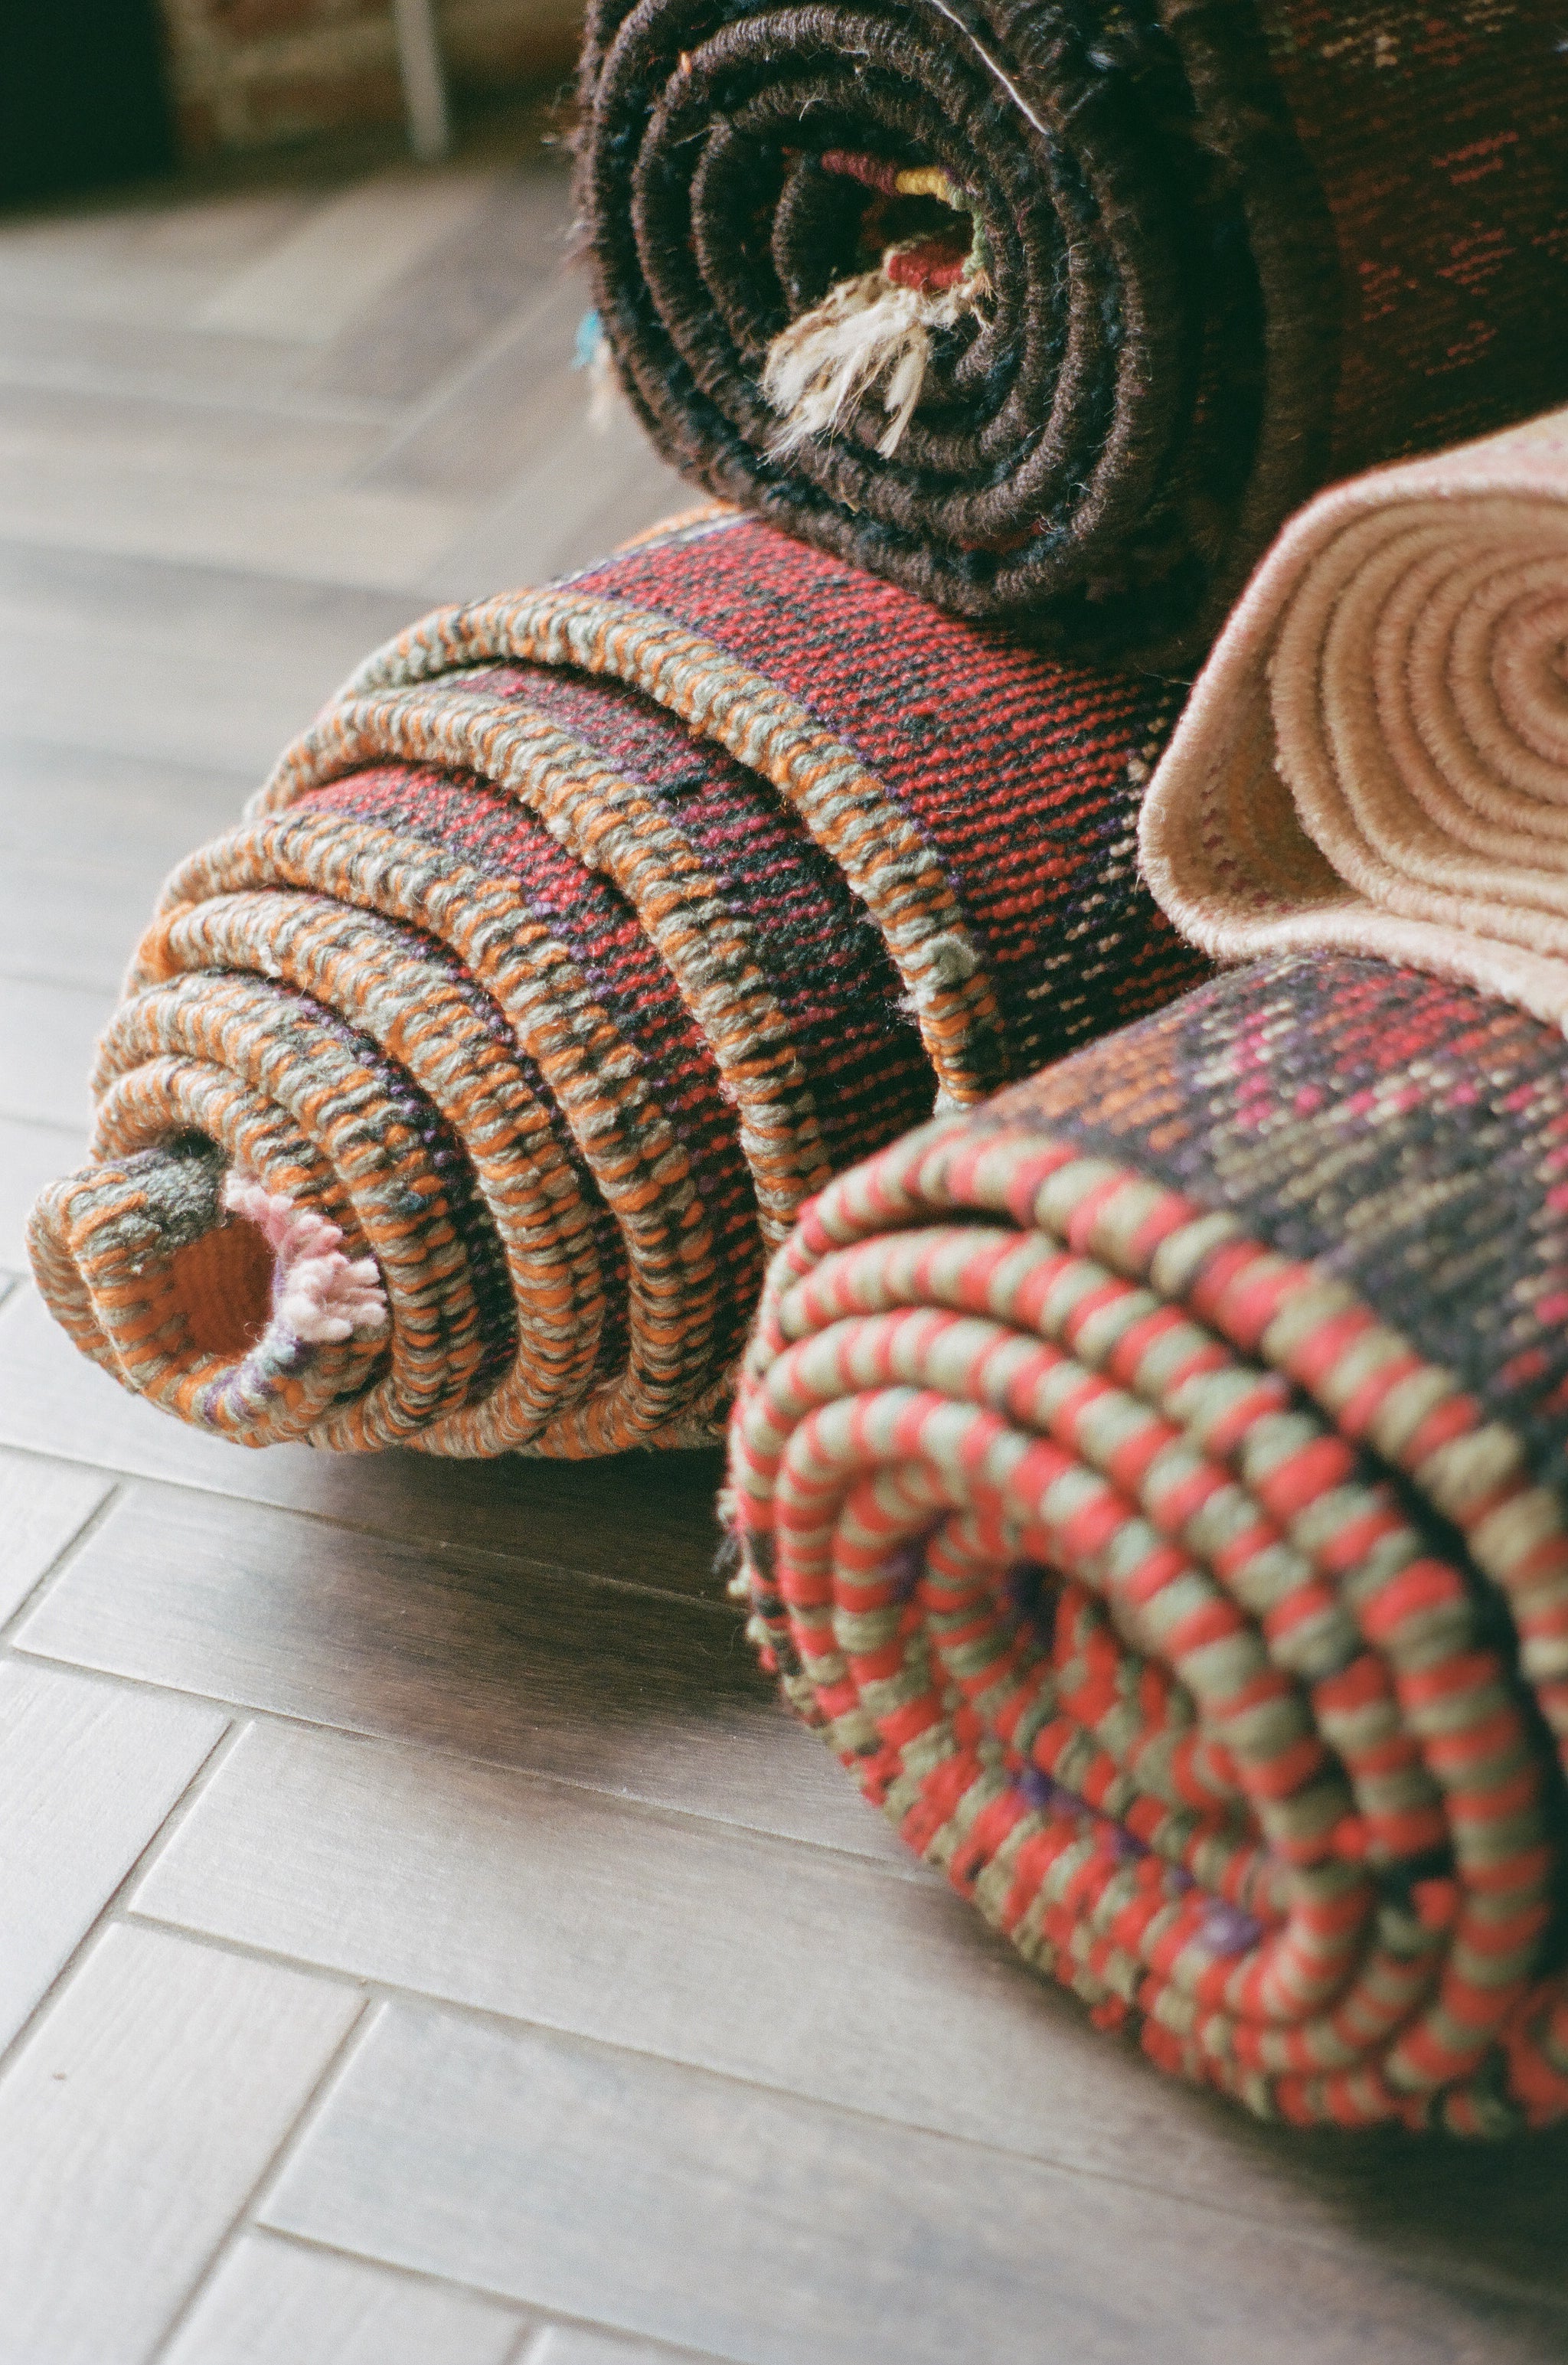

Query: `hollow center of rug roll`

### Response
(763, 150, 988, 459)
(163, 1215, 274, 1357)
(913, 1530, 1288, 1938)
(818, 150, 981, 279)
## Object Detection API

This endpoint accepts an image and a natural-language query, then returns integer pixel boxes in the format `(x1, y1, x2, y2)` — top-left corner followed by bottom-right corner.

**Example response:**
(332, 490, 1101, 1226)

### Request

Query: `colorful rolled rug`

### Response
(576, 0, 1568, 656)
(727, 951, 1568, 2133)
(27, 510, 1206, 1457)
(1142, 405, 1568, 1029)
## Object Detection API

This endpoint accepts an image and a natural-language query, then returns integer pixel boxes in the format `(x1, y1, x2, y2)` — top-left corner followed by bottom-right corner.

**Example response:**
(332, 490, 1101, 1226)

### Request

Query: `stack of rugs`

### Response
(28, 2, 1568, 2132)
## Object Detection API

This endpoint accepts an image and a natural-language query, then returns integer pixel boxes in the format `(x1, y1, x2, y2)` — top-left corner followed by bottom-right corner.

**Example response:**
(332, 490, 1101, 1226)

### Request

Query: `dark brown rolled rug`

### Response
(26, 511, 1206, 1459)
(727, 949, 1568, 2133)
(576, 1, 1568, 657)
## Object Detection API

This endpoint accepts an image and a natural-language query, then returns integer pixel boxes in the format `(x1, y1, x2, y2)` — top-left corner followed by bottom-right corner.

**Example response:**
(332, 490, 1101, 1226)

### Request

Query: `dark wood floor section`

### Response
(1, 112, 1566, 2365)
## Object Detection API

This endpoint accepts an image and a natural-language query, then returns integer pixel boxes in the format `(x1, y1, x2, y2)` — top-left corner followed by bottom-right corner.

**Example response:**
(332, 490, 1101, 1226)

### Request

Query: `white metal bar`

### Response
(392, 0, 451, 162)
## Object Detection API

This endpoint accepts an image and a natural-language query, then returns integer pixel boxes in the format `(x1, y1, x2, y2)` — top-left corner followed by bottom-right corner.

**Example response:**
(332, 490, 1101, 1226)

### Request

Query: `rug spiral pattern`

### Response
(1143, 403, 1568, 1031)
(577, 0, 1567, 653)
(728, 952, 1568, 2131)
(27, 512, 1206, 1457)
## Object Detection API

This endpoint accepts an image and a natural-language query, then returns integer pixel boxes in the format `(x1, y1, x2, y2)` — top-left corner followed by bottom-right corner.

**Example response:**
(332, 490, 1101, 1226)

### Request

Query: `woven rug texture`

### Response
(728, 951, 1568, 2133)
(576, 0, 1568, 656)
(1142, 403, 1568, 1028)
(27, 511, 1207, 1457)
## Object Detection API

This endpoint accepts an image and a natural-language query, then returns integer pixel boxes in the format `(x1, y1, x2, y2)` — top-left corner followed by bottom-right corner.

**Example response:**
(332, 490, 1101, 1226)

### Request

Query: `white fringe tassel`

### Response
(760, 266, 974, 459)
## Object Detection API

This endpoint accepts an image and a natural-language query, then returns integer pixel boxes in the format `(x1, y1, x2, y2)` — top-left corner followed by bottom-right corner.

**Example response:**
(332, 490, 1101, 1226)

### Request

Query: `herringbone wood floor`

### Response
(2, 106, 1566, 2365)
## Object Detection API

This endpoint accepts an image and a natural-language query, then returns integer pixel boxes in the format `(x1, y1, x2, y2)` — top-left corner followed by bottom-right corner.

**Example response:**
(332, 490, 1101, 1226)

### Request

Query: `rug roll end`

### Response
(27, 1142, 387, 1449)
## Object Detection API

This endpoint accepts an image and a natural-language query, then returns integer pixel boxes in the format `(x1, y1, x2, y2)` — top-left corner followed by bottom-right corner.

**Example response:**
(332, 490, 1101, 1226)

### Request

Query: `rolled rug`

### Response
(1142, 406, 1568, 1028)
(27, 509, 1206, 1458)
(577, 0, 1568, 655)
(727, 951, 1568, 2132)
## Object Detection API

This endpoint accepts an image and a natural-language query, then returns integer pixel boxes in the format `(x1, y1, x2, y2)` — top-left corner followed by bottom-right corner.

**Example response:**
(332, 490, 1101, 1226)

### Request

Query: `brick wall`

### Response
(158, 0, 582, 155)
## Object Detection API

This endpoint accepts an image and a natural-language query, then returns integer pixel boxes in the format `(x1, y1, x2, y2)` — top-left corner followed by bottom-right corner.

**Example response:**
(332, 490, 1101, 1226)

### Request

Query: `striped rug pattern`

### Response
(28, 511, 1205, 1456)
(728, 952, 1568, 2131)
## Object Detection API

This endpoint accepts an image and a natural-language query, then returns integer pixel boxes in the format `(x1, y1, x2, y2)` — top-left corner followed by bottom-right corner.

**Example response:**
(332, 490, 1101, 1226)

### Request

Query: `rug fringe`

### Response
(761, 260, 978, 459)
(224, 1172, 388, 1344)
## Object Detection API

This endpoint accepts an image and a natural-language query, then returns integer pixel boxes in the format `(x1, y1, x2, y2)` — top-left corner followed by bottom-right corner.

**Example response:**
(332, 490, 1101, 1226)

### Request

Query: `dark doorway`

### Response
(1, 0, 177, 207)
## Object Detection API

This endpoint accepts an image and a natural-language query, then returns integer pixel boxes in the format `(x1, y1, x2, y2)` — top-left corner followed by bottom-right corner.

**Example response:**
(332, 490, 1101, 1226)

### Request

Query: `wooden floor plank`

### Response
(0, 220, 229, 334)
(0, 975, 113, 1130)
(0, 1123, 87, 1275)
(126, 189, 319, 282)
(0, 543, 419, 775)
(0, 1661, 226, 2051)
(528, 2328, 727, 2365)
(162, 2229, 526, 2365)
(0, 850, 181, 994)
(0, 208, 172, 290)
(131, 1717, 1181, 2155)
(17, 1478, 906, 1863)
(303, 164, 576, 410)
(197, 170, 501, 347)
(129, 1713, 1568, 2305)
(0, 1288, 733, 1589)
(0, 448, 475, 596)
(420, 381, 691, 605)
(0, 737, 256, 878)
(0, 379, 382, 495)
(0, 1922, 362, 2365)
(263, 2004, 1568, 2365)
(367, 276, 595, 499)
(0, 1446, 109, 1625)
(0, 303, 371, 417)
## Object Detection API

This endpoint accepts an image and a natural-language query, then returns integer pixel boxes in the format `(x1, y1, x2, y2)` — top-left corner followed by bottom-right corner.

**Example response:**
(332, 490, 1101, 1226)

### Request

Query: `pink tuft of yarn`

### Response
(222, 1173, 388, 1344)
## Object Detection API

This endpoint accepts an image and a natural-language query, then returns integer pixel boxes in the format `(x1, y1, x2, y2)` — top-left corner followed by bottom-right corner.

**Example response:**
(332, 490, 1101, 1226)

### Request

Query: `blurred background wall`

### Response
(0, 1, 584, 206)
(159, 0, 583, 156)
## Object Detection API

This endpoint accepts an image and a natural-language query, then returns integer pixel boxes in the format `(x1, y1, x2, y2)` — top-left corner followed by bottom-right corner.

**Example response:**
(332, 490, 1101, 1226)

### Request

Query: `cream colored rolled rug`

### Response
(1139, 409, 1568, 1027)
